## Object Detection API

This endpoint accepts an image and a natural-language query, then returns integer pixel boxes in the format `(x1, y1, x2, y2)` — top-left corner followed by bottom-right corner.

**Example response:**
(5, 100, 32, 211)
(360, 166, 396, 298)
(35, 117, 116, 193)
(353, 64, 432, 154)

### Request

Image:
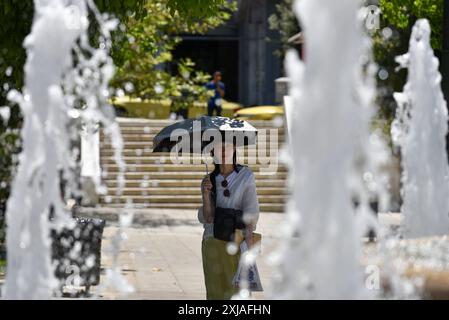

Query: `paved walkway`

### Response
(89, 208, 285, 299)
(79, 208, 401, 300)
(0, 208, 402, 299)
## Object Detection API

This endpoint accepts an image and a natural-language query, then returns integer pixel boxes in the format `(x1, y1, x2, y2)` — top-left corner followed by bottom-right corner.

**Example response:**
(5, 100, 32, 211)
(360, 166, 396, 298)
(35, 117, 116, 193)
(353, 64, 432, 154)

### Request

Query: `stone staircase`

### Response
(99, 118, 288, 213)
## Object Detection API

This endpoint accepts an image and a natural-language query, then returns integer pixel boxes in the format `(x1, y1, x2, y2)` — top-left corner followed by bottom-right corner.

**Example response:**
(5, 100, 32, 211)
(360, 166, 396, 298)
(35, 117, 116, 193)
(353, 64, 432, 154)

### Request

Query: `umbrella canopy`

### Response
(152, 116, 258, 153)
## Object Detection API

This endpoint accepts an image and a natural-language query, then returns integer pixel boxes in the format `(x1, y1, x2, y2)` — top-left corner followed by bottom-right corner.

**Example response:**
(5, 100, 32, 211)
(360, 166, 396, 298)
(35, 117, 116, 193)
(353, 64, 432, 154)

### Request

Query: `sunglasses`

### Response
(221, 179, 231, 197)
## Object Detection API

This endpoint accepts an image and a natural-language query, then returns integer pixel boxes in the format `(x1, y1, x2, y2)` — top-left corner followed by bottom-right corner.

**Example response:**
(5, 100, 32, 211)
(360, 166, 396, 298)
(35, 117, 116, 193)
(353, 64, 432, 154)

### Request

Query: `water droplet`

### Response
(239, 288, 250, 298)
(116, 89, 125, 98)
(227, 242, 238, 255)
(272, 116, 284, 128)
(154, 84, 164, 94)
(5, 67, 12, 77)
(68, 108, 80, 119)
(378, 68, 389, 80)
(120, 213, 133, 227)
(83, 68, 92, 78)
(140, 181, 149, 188)
(0, 106, 11, 124)
(124, 82, 134, 92)
(382, 27, 393, 40)
(363, 172, 374, 182)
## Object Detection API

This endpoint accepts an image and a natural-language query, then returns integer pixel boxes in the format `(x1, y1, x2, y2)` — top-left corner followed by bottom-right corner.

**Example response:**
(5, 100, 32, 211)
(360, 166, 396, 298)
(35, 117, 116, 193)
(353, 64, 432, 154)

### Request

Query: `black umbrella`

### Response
(152, 116, 258, 153)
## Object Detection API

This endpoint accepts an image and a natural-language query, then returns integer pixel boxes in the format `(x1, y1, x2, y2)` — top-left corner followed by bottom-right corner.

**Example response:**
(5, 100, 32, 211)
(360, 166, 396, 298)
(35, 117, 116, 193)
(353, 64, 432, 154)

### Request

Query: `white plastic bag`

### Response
(232, 241, 263, 292)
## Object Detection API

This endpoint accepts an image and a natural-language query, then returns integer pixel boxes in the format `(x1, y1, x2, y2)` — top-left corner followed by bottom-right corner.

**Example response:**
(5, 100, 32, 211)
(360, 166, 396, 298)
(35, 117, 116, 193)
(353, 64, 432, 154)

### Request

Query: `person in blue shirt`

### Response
(205, 71, 225, 116)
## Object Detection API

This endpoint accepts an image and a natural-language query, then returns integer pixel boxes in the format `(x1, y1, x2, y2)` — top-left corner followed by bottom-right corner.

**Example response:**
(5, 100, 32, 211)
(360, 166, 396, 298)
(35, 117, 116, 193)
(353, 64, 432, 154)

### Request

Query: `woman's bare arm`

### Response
(201, 175, 214, 223)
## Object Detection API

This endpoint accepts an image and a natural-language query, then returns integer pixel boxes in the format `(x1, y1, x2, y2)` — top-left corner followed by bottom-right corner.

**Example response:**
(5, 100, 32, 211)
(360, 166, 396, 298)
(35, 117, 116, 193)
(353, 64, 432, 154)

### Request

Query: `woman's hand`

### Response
(201, 175, 213, 200)
(201, 175, 214, 223)
(245, 225, 254, 248)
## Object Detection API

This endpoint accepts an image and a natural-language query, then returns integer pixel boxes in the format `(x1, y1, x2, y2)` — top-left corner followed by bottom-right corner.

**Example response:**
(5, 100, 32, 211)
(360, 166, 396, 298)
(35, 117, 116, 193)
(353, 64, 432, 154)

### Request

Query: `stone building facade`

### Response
(173, 0, 283, 106)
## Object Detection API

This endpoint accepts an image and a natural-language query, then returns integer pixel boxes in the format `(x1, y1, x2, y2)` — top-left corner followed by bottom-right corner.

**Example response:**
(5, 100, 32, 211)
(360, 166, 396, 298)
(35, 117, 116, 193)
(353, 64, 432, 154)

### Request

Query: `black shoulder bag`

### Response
(210, 167, 245, 242)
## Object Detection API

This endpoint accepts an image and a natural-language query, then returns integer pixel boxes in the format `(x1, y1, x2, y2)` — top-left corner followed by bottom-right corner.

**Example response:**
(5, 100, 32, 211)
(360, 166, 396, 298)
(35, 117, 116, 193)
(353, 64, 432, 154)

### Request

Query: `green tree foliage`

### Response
(0, 0, 147, 94)
(371, 22, 409, 138)
(169, 58, 212, 113)
(166, 0, 230, 19)
(380, 0, 443, 49)
(372, 0, 444, 138)
(268, 0, 300, 59)
(0, 0, 226, 90)
(110, 0, 235, 110)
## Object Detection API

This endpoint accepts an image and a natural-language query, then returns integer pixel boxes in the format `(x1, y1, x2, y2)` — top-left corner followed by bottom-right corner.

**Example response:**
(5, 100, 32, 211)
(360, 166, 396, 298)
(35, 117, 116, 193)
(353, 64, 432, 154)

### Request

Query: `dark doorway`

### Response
(172, 39, 239, 102)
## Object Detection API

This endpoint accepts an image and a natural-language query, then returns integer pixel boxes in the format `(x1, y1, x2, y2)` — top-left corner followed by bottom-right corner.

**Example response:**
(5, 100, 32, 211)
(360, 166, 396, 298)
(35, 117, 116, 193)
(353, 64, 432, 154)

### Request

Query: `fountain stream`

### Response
(271, 0, 387, 299)
(3, 0, 126, 299)
(392, 19, 449, 238)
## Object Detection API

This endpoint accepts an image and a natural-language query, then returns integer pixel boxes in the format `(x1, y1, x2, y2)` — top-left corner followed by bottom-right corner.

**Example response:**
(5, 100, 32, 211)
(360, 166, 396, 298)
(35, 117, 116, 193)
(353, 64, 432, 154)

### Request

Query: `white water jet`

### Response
(271, 0, 384, 299)
(392, 19, 449, 238)
(3, 0, 126, 299)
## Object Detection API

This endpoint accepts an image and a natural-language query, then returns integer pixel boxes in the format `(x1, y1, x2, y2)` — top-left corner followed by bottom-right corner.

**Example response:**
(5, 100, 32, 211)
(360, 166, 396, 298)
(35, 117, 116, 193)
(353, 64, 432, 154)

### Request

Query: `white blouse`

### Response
(197, 166, 260, 240)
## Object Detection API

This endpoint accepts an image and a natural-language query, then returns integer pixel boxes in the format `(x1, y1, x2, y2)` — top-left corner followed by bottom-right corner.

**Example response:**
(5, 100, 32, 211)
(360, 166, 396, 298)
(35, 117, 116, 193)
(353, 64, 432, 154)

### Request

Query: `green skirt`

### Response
(202, 237, 241, 300)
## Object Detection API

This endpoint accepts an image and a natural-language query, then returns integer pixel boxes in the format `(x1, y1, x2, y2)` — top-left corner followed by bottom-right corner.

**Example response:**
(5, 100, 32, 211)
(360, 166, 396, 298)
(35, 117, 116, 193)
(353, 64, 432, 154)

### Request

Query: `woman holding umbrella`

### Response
(152, 116, 260, 299)
(198, 140, 260, 300)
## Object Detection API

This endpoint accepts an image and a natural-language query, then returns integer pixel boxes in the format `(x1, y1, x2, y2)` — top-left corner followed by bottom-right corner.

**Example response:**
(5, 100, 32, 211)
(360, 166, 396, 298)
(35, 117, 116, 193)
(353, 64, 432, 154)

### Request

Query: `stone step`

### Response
(113, 129, 286, 137)
(101, 194, 286, 204)
(100, 156, 284, 166)
(98, 118, 289, 213)
(104, 179, 287, 188)
(101, 171, 288, 180)
(100, 156, 212, 164)
(101, 137, 286, 147)
(105, 187, 287, 196)
(100, 148, 284, 158)
(99, 202, 285, 213)
(115, 117, 286, 129)
(106, 131, 286, 143)
(102, 134, 155, 142)
(100, 139, 286, 150)
(102, 128, 285, 141)
(102, 130, 286, 137)
(100, 163, 288, 173)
